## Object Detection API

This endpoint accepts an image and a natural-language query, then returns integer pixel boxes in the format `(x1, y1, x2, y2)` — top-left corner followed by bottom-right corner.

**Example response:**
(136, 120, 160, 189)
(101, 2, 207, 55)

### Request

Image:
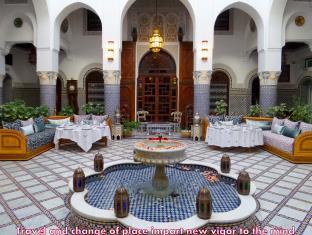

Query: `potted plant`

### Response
(123, 121, 140, 137)
(59, 105, 74, 116)
(266, 103, 289, 119)
(248, 104, 262, 117)
(289, 98, 312, 123)
(215, 99, 228, 116)
(82, 103, 105, 115)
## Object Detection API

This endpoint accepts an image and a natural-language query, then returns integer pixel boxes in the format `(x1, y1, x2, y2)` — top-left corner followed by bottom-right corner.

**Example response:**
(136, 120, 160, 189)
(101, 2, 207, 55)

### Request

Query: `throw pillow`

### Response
(74, 114, 91, 124)
(21, 118, 34, 127)
(91, 115, 108, 123)
(225, 115, 242, 125)
(284, 119, 299, 130)
(34, 116, 45, 132)
(271, 117, 285, 131)
(271, 124, 285, 135)
(21, 124, 35, 136)
(246, 120, 271, 130)
(208, 115, 224, 125)
(282, 126, 301, 138)
(2, 120, 22, 131)
(48, 117, 70, 126)
(299, 122, 312, 133)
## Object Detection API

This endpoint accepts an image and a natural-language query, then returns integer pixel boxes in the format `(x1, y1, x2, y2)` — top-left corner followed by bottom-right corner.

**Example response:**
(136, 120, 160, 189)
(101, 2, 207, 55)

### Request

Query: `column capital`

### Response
(193, 70, 212, 85)
(37, 71, 58, 86)
(103, 70, 121, 85)
(258, 71, 281, 86)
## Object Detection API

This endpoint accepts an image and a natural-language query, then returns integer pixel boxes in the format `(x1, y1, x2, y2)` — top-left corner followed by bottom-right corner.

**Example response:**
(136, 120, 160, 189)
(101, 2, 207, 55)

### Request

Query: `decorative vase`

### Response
(114, 187, 129, 218)
(94, 152, 104, 172)
(237, 170, 250, 195)
(196, 187, 212, 219)
(73, 167, 85, 192)
(221, 154, 231, 173)
(194, 113, 201, 126)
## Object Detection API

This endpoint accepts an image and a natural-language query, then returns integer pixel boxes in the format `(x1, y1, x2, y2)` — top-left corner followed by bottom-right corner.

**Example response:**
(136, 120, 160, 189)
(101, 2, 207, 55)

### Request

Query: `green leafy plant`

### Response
(266, 103, 289, 119)
(123, 121, 140, 137)
(215, 99, 228, 116)
(289, 98, 312, 123)
(0, 100, 49, 122)
(82, 103, 105, 115)
(248, 104, 262, 117)
(59, 105, 74, 116)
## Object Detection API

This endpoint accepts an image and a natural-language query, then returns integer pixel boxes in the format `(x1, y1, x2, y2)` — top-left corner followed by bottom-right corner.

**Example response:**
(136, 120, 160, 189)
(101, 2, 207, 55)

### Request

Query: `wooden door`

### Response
(138, 51, 177, 122)
(121, 42, 136, 121)
(179, 42, 194, 128)
(139, 75, 176, 122)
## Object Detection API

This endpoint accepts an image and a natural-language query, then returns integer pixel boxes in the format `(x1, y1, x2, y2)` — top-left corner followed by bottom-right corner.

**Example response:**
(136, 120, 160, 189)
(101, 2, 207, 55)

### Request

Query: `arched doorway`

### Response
(56, 77, 62, 114)
(138, 50, 177, 122)
(3, 74, 13, 103)
(85, 70, 104, 105)
(299, 77, 312, 107)
(251, 76, 260, 105)
(210, 71, 230, 114)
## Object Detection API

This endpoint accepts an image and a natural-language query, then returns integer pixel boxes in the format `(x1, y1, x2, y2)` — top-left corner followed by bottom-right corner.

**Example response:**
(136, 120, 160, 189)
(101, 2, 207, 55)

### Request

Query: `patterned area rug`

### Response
(0, 139, 311, 234)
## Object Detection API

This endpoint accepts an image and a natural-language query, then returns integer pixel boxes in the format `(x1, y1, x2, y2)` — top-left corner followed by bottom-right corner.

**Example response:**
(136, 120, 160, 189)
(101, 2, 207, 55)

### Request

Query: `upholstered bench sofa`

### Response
(261, 118, 312, 164)
(0, 115, 112, 161)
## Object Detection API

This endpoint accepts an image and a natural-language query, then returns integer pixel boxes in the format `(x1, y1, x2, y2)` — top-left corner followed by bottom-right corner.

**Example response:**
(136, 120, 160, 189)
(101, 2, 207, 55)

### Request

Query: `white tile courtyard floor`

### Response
(0, 139, 311, 235)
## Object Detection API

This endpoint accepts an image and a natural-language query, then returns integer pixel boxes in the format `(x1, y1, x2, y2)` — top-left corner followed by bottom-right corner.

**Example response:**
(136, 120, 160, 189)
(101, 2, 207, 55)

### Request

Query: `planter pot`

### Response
(180, 130, 191, 138)
(123, 129, 133, 138)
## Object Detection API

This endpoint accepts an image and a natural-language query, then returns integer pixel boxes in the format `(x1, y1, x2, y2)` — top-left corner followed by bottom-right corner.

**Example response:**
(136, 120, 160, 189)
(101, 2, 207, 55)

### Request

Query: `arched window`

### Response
(85, 70, 104, 104)
(299, 77, 312, 108)
(210, 71, 230, 114)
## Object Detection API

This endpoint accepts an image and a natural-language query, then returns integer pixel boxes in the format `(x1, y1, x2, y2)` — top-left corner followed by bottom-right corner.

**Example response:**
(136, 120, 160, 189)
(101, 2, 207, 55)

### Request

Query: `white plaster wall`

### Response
(6, 47, 38, 88)
(213, 9, 257, 88)
(58, 9, 102, 88)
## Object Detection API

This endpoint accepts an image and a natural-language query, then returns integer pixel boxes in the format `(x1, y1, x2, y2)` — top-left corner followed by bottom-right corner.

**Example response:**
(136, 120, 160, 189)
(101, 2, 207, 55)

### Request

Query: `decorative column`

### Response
(37, 71, 58, 114)
(258, 71, 280, 114)
(0, 74, 4, 105)
(193, 70, 212, 116)
(104, 70, 120, 119)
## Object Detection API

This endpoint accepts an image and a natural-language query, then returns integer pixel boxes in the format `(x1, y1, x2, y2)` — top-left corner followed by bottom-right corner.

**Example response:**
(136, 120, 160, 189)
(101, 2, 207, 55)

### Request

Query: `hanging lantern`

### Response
(196, 187, 212, 219)
(114, 187, 129, 218)
(237, 170, 250, 195)
(149, 29, 164, 53)
(221, 154, 231, 173)
(73, 167, 85, 192)
(94, 152, 104, 172)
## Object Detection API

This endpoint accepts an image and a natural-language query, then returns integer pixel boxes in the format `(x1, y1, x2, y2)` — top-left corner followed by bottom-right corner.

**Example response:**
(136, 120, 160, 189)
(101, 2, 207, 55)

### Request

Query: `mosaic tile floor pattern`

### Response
(86, 164, 240, 222)
(0, 139, 311, 234)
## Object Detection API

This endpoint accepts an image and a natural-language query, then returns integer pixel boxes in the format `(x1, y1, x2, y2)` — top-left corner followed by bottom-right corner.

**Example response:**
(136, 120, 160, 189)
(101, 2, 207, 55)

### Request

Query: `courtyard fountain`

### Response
(67, 138, 259, 233)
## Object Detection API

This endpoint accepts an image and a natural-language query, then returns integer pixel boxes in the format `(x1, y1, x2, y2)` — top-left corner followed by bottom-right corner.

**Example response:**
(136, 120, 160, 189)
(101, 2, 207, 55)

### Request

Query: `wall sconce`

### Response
(107, 41, 114, 61)
(201, 40, 208, 61)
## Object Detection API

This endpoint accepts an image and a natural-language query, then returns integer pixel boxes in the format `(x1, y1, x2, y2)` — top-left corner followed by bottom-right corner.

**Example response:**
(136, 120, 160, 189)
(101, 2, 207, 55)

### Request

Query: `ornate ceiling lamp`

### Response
(149, 0, 163, 53)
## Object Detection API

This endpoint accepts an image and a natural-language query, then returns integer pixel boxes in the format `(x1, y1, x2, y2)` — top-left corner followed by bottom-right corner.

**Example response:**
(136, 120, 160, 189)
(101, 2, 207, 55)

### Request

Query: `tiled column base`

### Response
(104, 84, 120, 119)
(40, 85, 56, 114)
(194, 84, 210, 116)
(260, 85, 277, 114)
(38, 72, 58, 114)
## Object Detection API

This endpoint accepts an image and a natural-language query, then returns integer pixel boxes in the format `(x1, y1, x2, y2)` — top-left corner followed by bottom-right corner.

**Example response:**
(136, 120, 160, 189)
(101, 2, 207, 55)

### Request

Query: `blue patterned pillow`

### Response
(225, 115, 243, 125)
(208, 115, 225, 124)
(3, 120, 22, 131)
(34, 116, 45, 132)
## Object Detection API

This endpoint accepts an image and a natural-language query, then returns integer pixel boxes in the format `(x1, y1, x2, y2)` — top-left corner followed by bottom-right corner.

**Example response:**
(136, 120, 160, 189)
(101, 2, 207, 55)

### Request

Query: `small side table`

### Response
(191, 125, 202, 141)
(112, 124, 123, 140)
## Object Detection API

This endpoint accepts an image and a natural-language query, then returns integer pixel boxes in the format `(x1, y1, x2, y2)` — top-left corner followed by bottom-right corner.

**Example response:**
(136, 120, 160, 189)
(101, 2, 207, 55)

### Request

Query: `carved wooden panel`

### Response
(179, 42, 194, 128)
(121, 41, 136, 121)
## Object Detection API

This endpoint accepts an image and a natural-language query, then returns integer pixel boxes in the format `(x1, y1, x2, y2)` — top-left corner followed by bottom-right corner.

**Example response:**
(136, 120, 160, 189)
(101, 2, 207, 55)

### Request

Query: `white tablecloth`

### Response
(205, 125, 263, 148)
(54, 125, 111, 152)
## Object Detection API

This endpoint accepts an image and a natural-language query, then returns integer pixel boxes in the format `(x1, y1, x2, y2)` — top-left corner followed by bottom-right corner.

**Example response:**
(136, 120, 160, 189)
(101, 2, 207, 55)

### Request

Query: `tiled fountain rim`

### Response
(69, 159, 257, 231)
